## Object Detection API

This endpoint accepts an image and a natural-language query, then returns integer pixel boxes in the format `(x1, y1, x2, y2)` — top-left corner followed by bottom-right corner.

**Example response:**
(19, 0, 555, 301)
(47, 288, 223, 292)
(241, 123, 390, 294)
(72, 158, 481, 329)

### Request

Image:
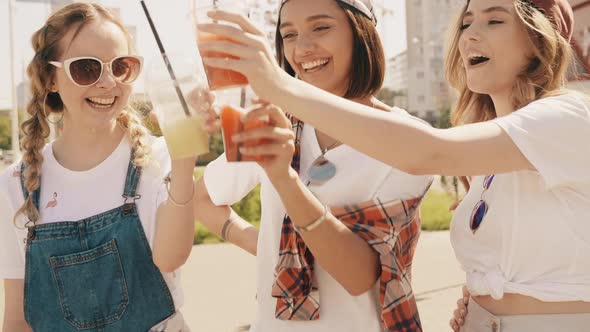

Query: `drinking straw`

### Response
(140, 0, 192, 117)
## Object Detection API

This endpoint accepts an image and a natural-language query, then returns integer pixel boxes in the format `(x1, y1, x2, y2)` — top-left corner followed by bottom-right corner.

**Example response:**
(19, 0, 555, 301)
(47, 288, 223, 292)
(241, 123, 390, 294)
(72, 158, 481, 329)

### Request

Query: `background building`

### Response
(570, 0, 590, 92)
(405, 0, 456, 124)
(384, 51, 409, 110)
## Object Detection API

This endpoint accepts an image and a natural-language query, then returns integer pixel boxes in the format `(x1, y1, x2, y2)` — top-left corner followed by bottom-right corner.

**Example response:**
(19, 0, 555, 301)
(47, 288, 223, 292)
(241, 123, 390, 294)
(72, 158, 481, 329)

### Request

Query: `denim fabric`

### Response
(20, 158, 176, 331)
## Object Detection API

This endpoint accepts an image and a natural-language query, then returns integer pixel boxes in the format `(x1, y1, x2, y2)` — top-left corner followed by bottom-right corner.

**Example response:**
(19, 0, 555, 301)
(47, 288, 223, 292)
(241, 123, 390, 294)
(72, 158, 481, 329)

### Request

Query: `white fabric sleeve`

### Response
(203, 153, 261, 206)
(373, 168, 433, 202)
(0, 190, 25, 279)
(491, 94, 590, 188)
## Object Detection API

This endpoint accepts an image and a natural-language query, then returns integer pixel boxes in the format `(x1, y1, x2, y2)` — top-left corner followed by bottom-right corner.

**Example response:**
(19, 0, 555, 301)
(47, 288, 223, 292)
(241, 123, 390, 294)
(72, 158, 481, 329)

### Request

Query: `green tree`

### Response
(0, 114, 11, 150)
(437, 107, 452, 129)
(231, 185, 261, 225)
(436, 107, 462, 199)
(376, 88, 396, 106)
(197, 132, 223, 166)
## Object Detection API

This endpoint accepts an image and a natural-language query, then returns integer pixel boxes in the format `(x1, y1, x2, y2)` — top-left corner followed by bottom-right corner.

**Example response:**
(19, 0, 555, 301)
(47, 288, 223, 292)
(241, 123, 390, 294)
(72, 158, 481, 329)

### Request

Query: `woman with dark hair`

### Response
(194, 1, 432, 331)
(198, 0, 590, 331)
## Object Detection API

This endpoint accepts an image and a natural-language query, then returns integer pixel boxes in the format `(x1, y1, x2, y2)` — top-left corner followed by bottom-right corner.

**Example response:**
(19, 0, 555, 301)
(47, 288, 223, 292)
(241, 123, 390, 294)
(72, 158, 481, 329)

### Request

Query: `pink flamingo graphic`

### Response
(46, 192, 58, 209)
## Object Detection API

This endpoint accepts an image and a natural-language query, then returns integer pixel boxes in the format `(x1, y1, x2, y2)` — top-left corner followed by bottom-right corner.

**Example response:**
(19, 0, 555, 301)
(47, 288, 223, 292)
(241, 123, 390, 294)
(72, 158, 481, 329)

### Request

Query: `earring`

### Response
(43, 92, 63, 125)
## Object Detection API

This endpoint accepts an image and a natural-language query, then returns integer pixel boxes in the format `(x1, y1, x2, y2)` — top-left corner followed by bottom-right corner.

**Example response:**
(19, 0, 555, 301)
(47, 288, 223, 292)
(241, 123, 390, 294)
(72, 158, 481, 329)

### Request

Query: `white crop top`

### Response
(451, 92, 590, 302)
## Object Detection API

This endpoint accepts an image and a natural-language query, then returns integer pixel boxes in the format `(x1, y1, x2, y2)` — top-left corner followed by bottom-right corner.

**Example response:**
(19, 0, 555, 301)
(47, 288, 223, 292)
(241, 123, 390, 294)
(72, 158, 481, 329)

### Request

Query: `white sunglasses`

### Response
(49, 55, 143, 87)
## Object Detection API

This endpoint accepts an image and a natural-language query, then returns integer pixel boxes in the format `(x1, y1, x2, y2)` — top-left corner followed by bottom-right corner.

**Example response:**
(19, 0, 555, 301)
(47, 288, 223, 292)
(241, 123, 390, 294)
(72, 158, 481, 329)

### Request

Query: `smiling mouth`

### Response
(86, 97, 117, 109)
(301, 58, 330, 73)
(469, 56, 490, 66)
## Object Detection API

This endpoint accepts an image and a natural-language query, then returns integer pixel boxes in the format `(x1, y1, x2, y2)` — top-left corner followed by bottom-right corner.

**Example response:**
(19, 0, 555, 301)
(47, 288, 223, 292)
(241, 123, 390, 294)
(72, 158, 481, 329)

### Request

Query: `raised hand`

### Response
(187, 87, 220, 134)
(230, 102, 296, 182)
(197, 10, 291, 102)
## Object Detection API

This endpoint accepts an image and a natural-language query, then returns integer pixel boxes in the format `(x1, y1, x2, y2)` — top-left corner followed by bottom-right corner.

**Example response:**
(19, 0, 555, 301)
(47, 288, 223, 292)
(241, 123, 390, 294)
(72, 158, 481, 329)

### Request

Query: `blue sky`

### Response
(0, 0, 407, 109)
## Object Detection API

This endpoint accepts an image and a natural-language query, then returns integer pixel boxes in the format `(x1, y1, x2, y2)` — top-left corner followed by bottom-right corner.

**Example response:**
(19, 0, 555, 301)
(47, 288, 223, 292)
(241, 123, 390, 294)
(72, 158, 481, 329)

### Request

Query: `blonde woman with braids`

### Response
(0, 3, 203, 331)
(193, 0, 590, 330)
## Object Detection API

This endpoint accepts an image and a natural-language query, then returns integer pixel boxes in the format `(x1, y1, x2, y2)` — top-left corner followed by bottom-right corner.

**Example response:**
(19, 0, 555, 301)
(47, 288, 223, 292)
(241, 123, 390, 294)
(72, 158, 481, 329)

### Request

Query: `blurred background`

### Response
(1, 1, 589, 331)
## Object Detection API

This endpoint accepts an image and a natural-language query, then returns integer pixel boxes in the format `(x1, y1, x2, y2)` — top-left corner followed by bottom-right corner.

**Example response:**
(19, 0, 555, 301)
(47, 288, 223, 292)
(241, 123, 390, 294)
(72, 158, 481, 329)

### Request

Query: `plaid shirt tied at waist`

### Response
(271, 117, 428, 332)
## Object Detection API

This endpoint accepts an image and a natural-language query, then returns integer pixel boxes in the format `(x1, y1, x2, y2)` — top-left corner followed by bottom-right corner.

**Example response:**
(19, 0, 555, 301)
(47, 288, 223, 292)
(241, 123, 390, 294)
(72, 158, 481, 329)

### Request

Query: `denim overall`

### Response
(19, 156, 176, 331)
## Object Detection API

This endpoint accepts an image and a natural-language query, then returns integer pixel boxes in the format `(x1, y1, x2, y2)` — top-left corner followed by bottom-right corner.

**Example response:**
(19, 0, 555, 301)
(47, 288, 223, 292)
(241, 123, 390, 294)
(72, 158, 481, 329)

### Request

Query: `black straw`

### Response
(140, 0, 191, 117)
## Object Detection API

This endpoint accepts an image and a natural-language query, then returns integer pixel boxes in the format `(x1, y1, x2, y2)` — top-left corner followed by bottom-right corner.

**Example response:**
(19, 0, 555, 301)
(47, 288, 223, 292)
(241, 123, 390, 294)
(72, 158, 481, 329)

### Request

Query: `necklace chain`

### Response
(321, 141, 340, 155)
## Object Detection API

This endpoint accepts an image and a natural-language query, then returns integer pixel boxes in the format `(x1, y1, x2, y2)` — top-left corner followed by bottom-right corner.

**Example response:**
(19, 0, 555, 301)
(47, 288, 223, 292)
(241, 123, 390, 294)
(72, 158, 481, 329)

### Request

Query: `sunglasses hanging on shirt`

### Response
(470, 174, 495, 233)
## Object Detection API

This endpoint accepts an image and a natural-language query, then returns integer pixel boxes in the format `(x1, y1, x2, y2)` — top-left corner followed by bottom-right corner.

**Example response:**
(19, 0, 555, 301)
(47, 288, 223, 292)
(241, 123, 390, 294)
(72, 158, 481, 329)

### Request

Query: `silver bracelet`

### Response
(295, 204, 329, 233)
(163, 172, 195, 207)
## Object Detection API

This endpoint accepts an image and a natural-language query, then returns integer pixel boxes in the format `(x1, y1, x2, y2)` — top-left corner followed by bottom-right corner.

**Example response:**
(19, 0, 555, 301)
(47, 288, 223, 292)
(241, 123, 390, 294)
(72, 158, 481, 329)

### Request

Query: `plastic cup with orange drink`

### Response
(194, 0, 250, 91)
(220, 104, 270, 162)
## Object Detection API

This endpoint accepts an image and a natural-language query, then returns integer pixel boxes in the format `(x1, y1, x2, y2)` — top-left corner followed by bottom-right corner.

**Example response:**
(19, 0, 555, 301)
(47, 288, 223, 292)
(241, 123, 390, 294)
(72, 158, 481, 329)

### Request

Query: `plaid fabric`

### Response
(271, 116, 427, 331)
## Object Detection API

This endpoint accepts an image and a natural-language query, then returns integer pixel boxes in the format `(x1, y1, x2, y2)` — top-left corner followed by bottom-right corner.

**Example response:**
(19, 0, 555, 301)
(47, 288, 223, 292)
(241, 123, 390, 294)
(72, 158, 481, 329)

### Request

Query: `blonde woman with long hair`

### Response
(195, 0, 590, 330)
(0, 3, 204, 331)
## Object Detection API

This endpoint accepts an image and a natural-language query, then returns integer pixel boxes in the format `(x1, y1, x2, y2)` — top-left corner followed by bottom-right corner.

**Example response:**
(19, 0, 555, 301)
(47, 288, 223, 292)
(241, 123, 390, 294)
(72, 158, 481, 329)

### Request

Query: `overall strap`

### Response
(122, 150, 142, 203)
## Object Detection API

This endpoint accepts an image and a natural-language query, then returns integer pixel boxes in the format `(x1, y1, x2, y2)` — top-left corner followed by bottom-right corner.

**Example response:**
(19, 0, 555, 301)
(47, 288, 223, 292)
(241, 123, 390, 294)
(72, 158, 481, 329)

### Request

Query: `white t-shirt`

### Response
(451, 92, 590, 302)
(204, 108, 433, 332)
(0, 136, 184, 308)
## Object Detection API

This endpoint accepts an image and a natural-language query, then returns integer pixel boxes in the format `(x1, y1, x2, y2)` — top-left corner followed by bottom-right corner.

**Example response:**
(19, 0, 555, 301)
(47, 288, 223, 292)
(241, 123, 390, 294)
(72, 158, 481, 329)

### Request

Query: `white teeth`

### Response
(468, 53, 488, 60)
(88, 97, 116, 105)
(301, 59, 329, 70)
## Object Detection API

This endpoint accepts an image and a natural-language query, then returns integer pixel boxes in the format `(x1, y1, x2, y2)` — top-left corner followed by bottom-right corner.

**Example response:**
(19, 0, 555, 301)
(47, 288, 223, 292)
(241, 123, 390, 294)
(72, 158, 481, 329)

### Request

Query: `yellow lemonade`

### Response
(161, 116, 209, 159)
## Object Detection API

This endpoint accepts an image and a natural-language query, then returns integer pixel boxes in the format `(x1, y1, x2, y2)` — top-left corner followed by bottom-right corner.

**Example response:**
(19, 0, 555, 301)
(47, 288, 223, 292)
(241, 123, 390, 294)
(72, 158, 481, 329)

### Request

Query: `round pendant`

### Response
(308, 156, 337, 185)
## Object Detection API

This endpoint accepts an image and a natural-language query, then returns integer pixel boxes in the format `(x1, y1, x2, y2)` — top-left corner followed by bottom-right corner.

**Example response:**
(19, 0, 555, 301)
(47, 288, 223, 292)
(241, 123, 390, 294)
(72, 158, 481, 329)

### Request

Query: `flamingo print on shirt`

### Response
(46, 192, 58, 209)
